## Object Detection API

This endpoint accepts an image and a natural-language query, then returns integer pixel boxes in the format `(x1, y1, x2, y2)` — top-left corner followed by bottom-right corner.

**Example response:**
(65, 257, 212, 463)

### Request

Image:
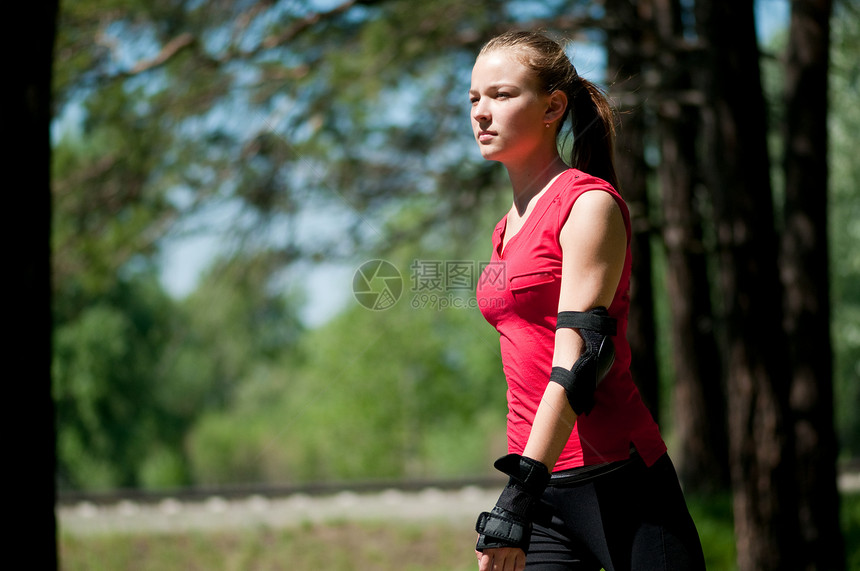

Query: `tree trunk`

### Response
(694, 0, 801, 568)
(12, 1, 59, 568)
(605, 0, 661, 423)
(781, 0, 844, 567)
(651, 0, 729, 493)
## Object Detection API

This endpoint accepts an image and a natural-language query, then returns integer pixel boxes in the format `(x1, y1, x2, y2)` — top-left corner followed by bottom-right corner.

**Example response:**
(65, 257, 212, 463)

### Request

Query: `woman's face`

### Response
(469, 50, 550, 164)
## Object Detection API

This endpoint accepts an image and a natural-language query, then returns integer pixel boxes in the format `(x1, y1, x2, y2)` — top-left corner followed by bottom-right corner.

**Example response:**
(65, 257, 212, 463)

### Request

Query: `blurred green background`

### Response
(51, 0, 859, 568)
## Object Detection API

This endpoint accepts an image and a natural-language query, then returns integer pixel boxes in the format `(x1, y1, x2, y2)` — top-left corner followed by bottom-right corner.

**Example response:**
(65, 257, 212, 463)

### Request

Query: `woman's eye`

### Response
(496, 92, 510, 99)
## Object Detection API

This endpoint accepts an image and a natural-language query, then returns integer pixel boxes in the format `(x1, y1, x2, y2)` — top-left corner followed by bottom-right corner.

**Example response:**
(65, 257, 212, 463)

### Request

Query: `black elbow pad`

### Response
(550, 306, 617, 415)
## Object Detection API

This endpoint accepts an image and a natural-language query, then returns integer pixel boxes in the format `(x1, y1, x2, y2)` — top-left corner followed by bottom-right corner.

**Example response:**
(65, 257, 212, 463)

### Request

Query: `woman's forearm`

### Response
(522, 381, 578, 471)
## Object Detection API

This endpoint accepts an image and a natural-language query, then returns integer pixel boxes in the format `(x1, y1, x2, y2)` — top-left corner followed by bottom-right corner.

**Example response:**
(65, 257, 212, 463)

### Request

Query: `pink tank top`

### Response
(476, 169, 666, 470)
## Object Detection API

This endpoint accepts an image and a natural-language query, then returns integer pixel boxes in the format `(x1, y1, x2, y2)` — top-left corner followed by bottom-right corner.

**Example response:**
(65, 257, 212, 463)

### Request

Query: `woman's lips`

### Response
(477, 130, 496, 142)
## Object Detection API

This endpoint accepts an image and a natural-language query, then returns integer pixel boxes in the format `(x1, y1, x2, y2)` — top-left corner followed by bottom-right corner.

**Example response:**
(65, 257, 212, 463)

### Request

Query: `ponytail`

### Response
(566, 78, 619, 191)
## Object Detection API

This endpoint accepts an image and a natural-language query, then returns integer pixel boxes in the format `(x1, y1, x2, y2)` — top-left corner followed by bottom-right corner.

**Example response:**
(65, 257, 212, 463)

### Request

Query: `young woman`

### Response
(470, 31, 705, 570)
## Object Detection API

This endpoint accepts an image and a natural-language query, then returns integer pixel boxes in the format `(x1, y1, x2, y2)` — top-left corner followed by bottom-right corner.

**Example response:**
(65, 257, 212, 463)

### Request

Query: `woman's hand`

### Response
(476, 546, 527, 571)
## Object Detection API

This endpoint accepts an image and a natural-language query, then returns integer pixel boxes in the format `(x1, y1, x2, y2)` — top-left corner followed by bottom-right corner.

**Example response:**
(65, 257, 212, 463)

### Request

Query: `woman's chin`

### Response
(479, 147, 504, 162)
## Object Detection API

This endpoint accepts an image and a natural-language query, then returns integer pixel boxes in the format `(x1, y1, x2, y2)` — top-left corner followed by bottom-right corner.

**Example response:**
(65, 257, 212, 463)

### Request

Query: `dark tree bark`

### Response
(11, 1, 59, 568)
(652, 0, 729, 493)
(781, 0, 844, 567)
(605, 0, 661, 423)
(694, 0, 801, 568)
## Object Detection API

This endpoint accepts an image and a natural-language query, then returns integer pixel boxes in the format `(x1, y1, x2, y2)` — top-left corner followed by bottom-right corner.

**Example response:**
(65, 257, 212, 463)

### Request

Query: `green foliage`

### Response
(52, 0, 860, 495)
(830, 3, 860, 458)
(687, 493, 737, 570)
(186, 266, 508, 484)
(53, 249, 305, 489)
(182, 182, 514, 485)
(844, 492, 860, 568)
(52, 89, 177, 307)
(173, 253, 305, 404)
(52, 0, 516, 489)
(53, 272, 183, 489)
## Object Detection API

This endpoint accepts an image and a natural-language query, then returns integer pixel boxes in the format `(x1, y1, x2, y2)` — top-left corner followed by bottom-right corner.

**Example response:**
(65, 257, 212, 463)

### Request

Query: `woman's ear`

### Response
(545, 90, 568, 124)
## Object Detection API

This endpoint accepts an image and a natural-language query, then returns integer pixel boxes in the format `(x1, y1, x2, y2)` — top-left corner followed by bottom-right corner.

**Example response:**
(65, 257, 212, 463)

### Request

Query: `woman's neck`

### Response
(506, 155, 568, 215)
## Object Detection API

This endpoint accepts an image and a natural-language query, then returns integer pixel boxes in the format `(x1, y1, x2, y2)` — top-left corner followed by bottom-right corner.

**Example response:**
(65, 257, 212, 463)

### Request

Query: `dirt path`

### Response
(58, 485, 502, 536)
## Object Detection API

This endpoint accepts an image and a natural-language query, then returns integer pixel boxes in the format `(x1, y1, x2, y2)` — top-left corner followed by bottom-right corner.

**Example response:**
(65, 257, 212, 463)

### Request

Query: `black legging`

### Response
(526, 454, 706, 570)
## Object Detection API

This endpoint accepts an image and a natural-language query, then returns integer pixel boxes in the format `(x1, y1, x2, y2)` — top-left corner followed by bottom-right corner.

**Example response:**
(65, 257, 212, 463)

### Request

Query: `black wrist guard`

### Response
(475, 454, 550, 552)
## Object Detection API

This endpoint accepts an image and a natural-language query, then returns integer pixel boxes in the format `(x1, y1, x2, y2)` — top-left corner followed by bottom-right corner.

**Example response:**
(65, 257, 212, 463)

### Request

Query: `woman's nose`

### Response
(473, 100, 489, 122)
(472, 97, 490, 123)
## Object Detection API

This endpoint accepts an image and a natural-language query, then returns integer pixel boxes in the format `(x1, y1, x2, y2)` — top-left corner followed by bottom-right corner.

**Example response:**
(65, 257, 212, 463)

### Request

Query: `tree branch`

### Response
(128, 32, 196, 74)
(106, 0, 368, 81)
(260, 0, 363, 50)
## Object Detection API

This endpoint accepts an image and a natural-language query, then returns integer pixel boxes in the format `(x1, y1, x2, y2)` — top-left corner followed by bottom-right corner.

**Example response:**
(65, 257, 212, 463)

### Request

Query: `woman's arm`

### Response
(522, 189, 627, 470)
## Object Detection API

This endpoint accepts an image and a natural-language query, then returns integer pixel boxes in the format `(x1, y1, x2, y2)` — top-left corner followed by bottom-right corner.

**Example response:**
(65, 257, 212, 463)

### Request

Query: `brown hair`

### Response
(479, 31, 619, 191)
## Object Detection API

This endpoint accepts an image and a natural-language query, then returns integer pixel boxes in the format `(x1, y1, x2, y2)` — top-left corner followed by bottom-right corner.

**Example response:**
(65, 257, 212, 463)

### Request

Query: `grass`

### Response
(60, 520, 479, 571)
(844, 491, 860, 570)
(687, 493, 737, 570)
(60, 493, 859, 571)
